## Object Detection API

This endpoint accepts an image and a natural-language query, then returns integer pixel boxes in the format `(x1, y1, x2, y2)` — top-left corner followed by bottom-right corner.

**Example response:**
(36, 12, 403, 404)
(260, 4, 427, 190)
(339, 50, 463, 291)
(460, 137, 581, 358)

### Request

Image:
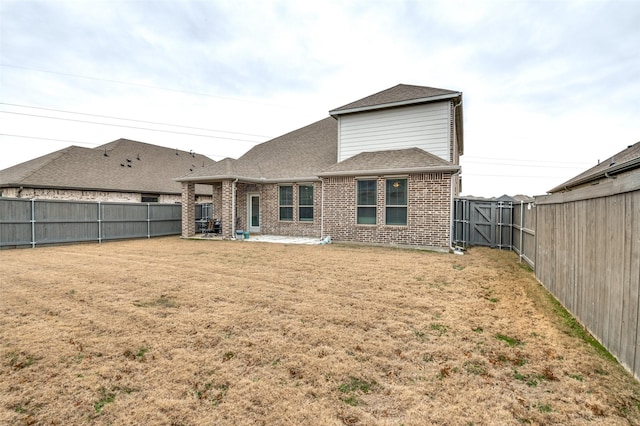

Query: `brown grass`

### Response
(1, 237, 639, 425)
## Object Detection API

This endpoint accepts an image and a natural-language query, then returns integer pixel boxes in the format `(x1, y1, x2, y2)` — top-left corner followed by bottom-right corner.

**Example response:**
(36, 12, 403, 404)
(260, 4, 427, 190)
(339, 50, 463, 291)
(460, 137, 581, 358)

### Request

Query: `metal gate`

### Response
(453, 199, 513, 248)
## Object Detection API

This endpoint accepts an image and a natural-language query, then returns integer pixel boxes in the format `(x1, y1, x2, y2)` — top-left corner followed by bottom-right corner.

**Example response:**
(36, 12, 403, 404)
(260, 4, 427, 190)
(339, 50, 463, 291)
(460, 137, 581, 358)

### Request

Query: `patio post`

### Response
(181, 182, 195, 238)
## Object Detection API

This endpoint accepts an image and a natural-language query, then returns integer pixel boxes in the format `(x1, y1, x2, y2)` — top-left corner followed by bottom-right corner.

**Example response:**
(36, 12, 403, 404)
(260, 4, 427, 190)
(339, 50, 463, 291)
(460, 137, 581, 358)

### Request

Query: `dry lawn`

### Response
(1, 237, 639, 425)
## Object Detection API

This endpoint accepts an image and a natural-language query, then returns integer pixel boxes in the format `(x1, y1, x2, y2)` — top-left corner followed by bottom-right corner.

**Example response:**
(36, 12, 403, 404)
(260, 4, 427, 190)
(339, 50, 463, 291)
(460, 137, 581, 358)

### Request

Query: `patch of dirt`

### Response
(1, 237, 639, 425)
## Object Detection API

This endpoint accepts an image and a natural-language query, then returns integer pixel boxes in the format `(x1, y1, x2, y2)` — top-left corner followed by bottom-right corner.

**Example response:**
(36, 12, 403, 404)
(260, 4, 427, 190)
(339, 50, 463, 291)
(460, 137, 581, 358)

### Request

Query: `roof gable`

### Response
(329, 84, 461, 116)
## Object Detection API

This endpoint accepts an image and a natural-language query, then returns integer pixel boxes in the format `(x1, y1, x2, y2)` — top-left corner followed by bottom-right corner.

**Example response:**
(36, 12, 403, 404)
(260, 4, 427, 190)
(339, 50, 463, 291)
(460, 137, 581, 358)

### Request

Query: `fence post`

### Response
(147, 203, 151, 239)
(97, 202, 102, 244)
(519, 201, 524, 263)
(30, 199, 36, 248)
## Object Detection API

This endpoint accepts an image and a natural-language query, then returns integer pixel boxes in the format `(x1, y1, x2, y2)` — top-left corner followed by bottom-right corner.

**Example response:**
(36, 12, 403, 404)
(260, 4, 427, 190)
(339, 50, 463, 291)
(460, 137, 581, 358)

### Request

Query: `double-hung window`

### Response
(357, 180, 377, 224)
(385, 178, 407, 225)
(279, 185, 293, 221)
(298, 184, 314, 221)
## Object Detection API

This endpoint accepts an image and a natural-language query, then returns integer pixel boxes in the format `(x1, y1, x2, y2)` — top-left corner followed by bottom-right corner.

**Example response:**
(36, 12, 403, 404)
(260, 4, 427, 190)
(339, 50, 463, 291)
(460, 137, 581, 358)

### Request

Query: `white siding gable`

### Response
(337, 102, 451, 162)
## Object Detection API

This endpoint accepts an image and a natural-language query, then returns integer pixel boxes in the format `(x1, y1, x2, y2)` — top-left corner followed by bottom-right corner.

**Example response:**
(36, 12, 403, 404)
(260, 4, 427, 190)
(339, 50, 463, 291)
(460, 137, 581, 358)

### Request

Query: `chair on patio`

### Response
(204, 218, 221, 236)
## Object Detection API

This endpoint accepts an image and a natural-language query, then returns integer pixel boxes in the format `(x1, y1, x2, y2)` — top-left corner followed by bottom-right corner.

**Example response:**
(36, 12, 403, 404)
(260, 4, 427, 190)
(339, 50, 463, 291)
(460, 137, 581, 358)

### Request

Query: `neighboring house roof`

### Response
(178, 117, 338, 183)
(318, 147, 460, 177)
(0, 139, 215, 195)
(548, 141, 640, 193)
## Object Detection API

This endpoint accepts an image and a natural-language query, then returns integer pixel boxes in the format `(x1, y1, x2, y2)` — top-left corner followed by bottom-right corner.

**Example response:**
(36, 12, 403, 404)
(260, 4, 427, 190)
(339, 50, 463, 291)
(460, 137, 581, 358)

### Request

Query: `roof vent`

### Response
(137, 154, 141, 160)
(120, 163, 125, 167)
(127, 164, 131, 168)
(126, 159, 132, 163)
(175, 149, 179, 156)
(104, 149, 109, 157)
(609, 157, 615, 167)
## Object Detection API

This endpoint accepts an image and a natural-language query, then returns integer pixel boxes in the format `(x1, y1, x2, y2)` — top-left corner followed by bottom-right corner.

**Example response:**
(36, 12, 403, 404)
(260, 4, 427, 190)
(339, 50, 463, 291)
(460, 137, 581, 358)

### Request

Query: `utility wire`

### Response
(462, 160, 588, 169)
(0, 63, 290, 108)
(464, 155, 594, 166)
(0, 111, 265, 144)
(0, 133, 231, 160)
(0, 103, 273, 138)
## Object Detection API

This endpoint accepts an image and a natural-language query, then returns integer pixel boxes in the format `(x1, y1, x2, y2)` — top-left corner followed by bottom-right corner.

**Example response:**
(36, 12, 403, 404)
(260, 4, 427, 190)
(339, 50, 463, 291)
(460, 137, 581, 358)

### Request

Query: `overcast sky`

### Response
(1, 0, 638, 197)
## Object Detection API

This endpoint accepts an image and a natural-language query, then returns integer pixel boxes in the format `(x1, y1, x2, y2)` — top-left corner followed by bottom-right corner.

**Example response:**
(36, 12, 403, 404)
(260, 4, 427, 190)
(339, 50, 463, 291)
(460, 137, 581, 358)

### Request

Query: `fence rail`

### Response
(0, 198, 211, 248)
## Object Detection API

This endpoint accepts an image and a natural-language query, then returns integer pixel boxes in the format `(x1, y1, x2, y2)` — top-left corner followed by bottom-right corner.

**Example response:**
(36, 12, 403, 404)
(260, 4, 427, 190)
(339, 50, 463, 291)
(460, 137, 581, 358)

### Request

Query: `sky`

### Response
(1, 0, 638, 197)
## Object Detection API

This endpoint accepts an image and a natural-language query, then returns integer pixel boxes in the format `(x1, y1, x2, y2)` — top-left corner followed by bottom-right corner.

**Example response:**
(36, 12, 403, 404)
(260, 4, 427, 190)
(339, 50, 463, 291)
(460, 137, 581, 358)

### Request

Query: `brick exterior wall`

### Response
(322, 173, 453, 249)
(181, 182, 195, 237)
(225, 182, 322, 238)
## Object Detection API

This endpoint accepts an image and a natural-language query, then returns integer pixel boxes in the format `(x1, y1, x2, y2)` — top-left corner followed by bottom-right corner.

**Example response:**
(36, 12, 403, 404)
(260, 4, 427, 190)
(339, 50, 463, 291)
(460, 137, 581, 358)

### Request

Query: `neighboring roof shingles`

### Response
(548, 141, 640, 193)
(318, 147, 459, 176)
(0, 139, 215, 194)
(330, 84, 460, 115)
(179, 117, 338, 182)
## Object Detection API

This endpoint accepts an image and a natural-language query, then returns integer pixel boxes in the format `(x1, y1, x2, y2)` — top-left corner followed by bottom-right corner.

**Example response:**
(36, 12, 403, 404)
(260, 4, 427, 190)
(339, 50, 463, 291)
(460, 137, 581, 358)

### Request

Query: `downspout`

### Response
(450, 171, 460, 253)
(231, 178, 238, 238)
(320, 179, 324, 239)
(450, 97, 463, 253)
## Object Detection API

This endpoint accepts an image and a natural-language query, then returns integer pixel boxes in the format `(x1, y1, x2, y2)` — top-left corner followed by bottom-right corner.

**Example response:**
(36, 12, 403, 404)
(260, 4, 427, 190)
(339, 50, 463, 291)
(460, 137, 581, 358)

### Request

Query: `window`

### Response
(385, 179, 407, 225)
(298, 184, 314, 221)
(142, 194, 159, 202)
(279, 185, 293, 221)
(357, 180, 377, 224)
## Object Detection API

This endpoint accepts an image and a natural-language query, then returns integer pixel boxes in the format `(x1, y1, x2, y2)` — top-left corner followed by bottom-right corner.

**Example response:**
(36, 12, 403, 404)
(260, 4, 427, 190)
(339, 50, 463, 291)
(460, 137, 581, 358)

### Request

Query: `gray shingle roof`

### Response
(177, 84, 463, 184)
(330, 84, 461, 115)
(0, 139, 215, 195)
(178, 117, 338, 182)
(318, 147, 459, 176)
(548, 141, 640, 193)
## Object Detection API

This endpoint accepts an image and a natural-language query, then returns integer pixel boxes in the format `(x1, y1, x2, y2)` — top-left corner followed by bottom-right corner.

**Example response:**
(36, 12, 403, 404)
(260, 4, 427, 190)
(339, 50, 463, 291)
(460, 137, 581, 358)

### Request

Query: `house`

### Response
(177, 84, 464, 250)
(0, 139, 215, 203)
(547, 141, 640, 193)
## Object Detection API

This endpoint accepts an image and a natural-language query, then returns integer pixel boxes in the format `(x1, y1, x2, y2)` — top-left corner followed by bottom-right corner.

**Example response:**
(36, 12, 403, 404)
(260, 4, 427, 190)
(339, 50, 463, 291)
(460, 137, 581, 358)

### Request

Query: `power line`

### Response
(0, 63, 290, 108)
(463, 173, 572, 179)
(1, 103, 273, 139)
(462, 160, 588, 169)
(0, 133, 231, 160)
(463, 155, 594, 166)
(0, 110, 265, 144)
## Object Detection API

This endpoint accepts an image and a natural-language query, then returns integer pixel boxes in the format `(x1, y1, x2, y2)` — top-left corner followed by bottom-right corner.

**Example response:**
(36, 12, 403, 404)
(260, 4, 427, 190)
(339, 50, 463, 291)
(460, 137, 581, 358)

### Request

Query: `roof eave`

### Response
(176, 175, 322, 184)
(317, 165, 461, 178)
(329, 92, 462, 117)
(548, 157, 640, 193)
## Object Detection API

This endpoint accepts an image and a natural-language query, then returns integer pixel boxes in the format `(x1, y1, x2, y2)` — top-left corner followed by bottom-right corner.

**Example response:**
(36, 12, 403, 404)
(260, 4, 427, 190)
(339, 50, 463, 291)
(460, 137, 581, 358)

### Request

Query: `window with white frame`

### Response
(279, 185, 293, 221)
(356, 180, 377, 224)
(298, 184, 314, 221)
(385, 178, 407, 225)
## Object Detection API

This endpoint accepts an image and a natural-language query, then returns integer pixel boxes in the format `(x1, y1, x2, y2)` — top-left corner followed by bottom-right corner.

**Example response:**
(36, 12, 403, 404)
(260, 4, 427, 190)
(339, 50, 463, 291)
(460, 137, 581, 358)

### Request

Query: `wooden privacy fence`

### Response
(453, 198, 536, 268)
(0, 198, 211, 248)
(534, 173, 640, 380)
